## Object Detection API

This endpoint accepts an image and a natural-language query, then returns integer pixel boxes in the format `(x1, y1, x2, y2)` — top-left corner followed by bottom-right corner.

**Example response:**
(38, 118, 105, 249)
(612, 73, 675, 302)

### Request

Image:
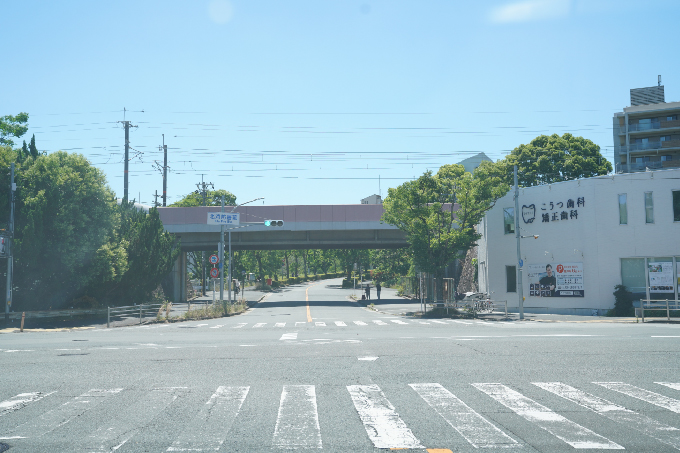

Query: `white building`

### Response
(457, 152, 493, 173)
(361, 194, 382, 205)
(478, 168, 680, 315)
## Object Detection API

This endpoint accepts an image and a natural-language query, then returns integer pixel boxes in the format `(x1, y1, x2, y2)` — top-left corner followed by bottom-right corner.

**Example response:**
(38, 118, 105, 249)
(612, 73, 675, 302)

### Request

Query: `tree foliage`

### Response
(171, 189, 236, 207)
(0, 112, 29, 146)
(482, 133, 612, 188)
(382, 164, 509, 301)
(369, 248, 411, 284)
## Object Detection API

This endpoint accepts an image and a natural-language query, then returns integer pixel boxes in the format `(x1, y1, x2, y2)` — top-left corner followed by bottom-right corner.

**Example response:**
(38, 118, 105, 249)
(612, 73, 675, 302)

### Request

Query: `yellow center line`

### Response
(306, 285, 313, 322)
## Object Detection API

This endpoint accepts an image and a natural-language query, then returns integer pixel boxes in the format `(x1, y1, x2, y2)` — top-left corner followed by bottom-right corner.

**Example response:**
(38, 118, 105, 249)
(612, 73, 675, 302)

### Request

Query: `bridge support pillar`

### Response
(172, 251, 187, 303)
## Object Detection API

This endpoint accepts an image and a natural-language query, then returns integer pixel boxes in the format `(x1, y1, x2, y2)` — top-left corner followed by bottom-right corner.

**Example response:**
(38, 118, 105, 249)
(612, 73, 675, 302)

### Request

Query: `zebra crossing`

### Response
(1, 382, 679, 451)
(203, 318, 504, 329)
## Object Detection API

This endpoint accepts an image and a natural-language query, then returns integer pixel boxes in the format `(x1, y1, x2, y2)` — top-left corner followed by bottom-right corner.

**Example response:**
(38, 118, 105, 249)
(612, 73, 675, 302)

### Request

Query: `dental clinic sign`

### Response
(522, 197, 585, 224)
(207, 212, 240, 225)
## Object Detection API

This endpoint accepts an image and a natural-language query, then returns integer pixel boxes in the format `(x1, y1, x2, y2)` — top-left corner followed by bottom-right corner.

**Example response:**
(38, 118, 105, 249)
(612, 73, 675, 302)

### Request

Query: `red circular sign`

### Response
(210, 268, 219, 278)
(209, 254, 219, 264)
(556, 264, 564, 273)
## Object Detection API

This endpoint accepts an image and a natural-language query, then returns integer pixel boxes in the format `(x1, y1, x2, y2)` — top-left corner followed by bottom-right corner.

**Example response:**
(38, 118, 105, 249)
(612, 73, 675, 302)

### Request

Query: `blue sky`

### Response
(3, 0, 679, 206)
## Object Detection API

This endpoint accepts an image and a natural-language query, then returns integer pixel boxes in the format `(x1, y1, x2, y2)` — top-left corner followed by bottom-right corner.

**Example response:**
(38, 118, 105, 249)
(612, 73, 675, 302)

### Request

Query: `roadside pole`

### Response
(220, 195, 225, 310)
(514, 165, 524, 320)
(5, 163, 15, 326)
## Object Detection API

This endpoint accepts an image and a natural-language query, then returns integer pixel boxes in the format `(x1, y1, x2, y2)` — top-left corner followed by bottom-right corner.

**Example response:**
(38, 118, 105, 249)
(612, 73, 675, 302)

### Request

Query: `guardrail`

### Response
(107, 303, 167, 328)
(638, 299, 680, 322)
(429, 298, 508, 318)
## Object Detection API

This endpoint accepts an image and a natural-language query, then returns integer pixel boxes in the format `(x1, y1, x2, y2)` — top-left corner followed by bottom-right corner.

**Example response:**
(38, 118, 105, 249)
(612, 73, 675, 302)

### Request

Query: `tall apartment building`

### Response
(613, 82, 680, 173)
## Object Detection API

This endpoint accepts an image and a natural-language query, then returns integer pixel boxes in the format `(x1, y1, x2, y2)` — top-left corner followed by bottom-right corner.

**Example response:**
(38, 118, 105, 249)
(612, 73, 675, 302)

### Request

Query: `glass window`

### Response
(620, 258, 646, 294)
(503, 208, 514, 234)
(673, 190, 680, 222)
(645, 192, 654, 224)
(662, 155, 672, 162)
(618, 193, 627, 225)
(506, 266, 516, 293)
(660, 135, 671, 141)
(667, 115, 678, 121)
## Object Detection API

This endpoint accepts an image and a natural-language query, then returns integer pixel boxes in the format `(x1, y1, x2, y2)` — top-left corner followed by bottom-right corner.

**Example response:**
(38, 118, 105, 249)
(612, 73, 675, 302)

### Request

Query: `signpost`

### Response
(210, 268, 219, 278)
(209, 254, 219, 264)
(208, 212, 239, 225)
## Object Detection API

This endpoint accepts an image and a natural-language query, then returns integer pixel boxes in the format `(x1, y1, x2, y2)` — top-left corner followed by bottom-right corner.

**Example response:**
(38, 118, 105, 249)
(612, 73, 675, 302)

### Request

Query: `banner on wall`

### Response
(527, 262, 584, 297)
(648, 262, 674, 293)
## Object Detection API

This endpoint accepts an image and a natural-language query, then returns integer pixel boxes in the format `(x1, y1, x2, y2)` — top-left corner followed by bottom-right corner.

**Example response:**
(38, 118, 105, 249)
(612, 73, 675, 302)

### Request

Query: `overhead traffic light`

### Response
(264, 220, 284, 227)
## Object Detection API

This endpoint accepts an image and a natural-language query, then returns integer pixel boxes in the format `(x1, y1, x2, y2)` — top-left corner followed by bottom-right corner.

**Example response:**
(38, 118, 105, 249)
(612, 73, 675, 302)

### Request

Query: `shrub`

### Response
(613, 285, 634, 316)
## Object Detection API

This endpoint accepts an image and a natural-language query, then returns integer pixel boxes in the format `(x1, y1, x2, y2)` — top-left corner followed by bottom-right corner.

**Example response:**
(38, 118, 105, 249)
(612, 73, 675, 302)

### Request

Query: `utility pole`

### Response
(196, 176, 214, 296)
(220, 195, 225, 309)
(514, 165, 524, 320)
(118, 109, 137, 203)
(5, 163, 15, 326)
(162, 134, 168, 207)
(153, 190, 161, 208)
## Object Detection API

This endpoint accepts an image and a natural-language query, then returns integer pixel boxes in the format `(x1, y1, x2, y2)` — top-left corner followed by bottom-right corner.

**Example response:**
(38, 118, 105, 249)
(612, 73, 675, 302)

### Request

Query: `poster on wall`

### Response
(527, 262, 584, 297)
(648, 262, 674, 293)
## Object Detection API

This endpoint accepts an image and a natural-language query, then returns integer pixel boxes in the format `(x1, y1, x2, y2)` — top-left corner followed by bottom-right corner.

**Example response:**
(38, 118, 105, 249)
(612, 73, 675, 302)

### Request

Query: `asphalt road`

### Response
(2, 278, 680, 452)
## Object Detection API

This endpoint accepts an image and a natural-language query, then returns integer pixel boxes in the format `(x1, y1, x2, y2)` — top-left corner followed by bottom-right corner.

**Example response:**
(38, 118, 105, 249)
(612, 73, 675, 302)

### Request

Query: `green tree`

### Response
(382, 164, 509, 303)
(170, 189, 236, 207)
(28, 134, 39, 159)
(0, 112, 29, 146)
(12, 152, 118, 310)
(370, 248, 411, 285)
(482, 133, 612, 188)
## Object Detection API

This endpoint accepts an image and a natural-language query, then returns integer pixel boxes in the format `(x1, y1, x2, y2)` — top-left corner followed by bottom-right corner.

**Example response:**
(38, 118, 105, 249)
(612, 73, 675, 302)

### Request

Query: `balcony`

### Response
(622, 119, 680, 133)
(616, 160, 680, 173)
(625, 140, 680, 152)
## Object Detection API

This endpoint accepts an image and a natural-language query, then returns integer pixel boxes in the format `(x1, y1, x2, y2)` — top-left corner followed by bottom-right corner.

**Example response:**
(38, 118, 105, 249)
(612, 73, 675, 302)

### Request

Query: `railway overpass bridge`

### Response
(157, 204, 408, 302)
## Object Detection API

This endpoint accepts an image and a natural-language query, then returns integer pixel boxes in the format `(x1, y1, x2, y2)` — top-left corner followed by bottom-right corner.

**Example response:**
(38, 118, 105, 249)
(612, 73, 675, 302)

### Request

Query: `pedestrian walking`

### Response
(365, 284, 371, 300)
(376, 282, 381, 300)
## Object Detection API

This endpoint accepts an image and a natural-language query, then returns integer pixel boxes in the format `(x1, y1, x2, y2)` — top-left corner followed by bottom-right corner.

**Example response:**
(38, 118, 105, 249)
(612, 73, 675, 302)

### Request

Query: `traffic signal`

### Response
(264, 220, 284, 227)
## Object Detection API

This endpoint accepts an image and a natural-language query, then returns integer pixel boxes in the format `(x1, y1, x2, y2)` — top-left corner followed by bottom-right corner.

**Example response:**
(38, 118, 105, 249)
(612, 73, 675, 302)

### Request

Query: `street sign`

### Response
(210, 268, 219, 278)
(207, 212, 240, 225)
(519, 259, 524, 268)
(209, 254, 219, 264)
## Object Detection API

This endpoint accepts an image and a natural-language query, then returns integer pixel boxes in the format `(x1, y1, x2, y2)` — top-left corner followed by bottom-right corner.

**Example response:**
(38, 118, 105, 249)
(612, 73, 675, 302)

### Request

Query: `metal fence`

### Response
(638, 299, 680, 322)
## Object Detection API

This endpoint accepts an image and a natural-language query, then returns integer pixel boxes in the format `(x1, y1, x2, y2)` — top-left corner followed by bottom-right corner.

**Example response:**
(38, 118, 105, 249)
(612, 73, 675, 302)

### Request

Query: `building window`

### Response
(645, 192, 654, 224)
(618, 193, 628, 225)
(662, 155, 672, 162)
(506, 266, 516, 293)
(667, 115, 678, 121)
(673, 190, 680, 222)
(660, 135, 671, 142)
(503, 208, 514, 234)
(621, 258, 646, 295)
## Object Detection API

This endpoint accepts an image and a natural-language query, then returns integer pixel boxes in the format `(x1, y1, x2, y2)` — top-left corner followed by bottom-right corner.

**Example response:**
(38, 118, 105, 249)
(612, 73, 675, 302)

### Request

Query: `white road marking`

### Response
(473, 383, 623, 449)
(595, 382, 680, 413)
(391, 320, 408, 325)
(79, 387, 183, 452)
(209, 325, 224, 329)
(358, 357, 379, 361)
(0, 392, 52, 418)
(2, 388, 122, 439)
(167, 386, 249, 452)
(239, 345, 255, 347)
(295, 321, 306, 326)
(56, 349, 81, 351)
(418, 321, 430, 324)
(430, 320, 447, 324)
(652, 336, 680, 338)
(4, 350, 34, 353)
(253, 323, 266, 328)
(452, 320, 473, 325)
(372, 320, 387, 325)
(347, 384, 423, 449)
(334, 321, 347, 326)
(275, 322, 286, 327)
(280, 333, 298, 340)
(272, 385, 322, 449)
(315, 322, 326, 327)
(233, 323, 247, 328)
(656, 382, 680, 391)
(353, 321, 367, 326)
(410, 383, 517, 448)
(535, 382, 680, 450)
(196, 323, 208, 327)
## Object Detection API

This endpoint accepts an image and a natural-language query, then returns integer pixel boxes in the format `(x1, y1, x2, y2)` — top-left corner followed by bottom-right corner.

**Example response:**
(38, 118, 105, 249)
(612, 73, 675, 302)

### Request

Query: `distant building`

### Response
(457, 152, 493, 173)
(613, 81, 680, 173)
(361, 194, 382, 205)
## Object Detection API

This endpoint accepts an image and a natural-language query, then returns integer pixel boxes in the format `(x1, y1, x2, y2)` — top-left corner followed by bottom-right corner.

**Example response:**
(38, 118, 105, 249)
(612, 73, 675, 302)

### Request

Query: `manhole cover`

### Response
(0, 442, 10, 452)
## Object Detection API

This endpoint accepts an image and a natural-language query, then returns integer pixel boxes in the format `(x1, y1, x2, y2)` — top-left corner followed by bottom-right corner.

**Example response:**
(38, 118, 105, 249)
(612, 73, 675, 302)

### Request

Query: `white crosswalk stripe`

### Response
(0, 392, 51, 418)
(473, 383, 623, 449)
(233, 323, 247, 328)
(595, 382, 680, 413)
(347, 384, 423, 449)
(410, 383, 518, 448)
(1, 388, 122, 440)
(167, 386, 249, 452)
(535, 382, 680, 450)
(280, 332, 298, 340)
(315, 321, 326, 327)
(77, 387, 183, 452)
(391, 320, 408, 324)
(274, 322, 286, 327)
(272, 385, 322, 449)
(372, 320, 388, 325)
(252, 323, 266, 328)
(334, 321, 347, 326)
(657, 382, 680, 391)
(353, 321, 367, 326)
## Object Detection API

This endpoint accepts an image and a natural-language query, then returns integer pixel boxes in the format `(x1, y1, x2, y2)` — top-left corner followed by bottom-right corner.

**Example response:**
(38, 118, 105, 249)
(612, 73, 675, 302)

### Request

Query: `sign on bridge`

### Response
(207, 212, 240, 225)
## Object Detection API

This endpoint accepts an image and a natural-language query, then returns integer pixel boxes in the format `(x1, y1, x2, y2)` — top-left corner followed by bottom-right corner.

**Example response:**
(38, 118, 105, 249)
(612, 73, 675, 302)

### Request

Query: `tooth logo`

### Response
(522, 204, 536, 224)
